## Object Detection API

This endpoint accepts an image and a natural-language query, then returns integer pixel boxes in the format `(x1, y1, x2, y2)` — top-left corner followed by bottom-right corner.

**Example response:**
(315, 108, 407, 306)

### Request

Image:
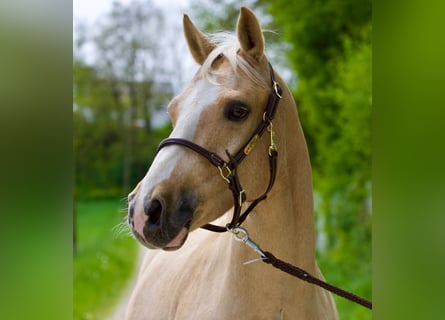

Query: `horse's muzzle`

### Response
(128, 191, 198, 250)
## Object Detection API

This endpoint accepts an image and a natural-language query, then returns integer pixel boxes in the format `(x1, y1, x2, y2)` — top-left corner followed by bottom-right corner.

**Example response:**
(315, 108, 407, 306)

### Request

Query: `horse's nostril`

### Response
(145, 199, 163, 226)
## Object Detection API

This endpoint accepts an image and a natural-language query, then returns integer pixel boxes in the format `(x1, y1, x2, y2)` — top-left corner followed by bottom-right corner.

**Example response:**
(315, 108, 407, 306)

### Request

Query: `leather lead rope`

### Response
(231, 227, 373, 310)
(262, 251, 373, 309)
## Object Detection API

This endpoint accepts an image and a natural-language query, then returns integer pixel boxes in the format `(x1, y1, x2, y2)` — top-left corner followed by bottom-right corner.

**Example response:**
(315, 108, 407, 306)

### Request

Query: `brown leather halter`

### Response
(155, 64, 373, 310)
(157, 63, 283, 233)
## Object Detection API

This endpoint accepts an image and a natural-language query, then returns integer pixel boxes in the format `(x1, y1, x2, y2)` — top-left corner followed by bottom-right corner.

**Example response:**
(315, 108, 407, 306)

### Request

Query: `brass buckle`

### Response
(238, 189, 246, 207)
(273, 80, 282, 99)
(218, 164, 232, 184)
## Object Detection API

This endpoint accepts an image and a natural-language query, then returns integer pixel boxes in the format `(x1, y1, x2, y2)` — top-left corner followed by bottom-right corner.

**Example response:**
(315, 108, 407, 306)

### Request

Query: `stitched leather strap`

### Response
(157, 138, 226, 168)
(262, 251, 373, 309)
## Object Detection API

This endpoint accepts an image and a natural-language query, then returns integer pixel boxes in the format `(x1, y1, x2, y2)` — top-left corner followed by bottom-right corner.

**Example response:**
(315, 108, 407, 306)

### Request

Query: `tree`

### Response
(74, 0, 175, 197)
(92, 1, 165, 194)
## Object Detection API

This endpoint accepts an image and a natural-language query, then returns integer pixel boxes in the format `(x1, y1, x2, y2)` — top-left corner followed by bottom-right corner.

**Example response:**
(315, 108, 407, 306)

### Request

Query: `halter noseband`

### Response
(157, 63, 283, 233)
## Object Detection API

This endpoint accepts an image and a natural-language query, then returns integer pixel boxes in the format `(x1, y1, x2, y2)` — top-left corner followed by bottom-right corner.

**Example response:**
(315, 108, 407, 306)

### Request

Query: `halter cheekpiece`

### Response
(157, 63, 283, 233)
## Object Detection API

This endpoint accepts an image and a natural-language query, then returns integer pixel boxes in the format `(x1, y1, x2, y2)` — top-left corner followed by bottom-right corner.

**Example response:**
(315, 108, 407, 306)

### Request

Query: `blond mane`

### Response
(201, 33, 269, 88)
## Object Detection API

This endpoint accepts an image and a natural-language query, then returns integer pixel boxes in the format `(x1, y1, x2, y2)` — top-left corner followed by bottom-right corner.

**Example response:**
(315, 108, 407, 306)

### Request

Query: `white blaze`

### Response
(134, 79, 221, 227)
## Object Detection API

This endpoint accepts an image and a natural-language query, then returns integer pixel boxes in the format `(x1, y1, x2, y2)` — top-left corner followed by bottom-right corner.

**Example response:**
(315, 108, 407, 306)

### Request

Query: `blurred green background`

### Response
(73, 0, 371, 319)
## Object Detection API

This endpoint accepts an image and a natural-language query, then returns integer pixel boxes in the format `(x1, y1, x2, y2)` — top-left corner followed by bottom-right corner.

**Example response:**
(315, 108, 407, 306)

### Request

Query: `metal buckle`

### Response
(218, 164, 232, 184)
(273, 80, 282, 99)
(238, 189, 246, 207)
(231, 227, 266, 257)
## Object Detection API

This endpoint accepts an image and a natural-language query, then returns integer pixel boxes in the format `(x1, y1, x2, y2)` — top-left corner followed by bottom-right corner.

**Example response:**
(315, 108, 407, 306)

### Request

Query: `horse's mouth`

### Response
(163, 226, 190, 251)
(131, 217, 192, 250)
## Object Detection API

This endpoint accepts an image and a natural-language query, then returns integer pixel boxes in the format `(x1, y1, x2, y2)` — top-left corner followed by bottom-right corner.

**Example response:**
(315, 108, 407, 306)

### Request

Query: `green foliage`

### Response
(316, 26, 372, 247)
(74, 104, 171, 199)
(74, 57, 172, 198)
(74, 199, 138, 320)
(74, 0, 174, 198)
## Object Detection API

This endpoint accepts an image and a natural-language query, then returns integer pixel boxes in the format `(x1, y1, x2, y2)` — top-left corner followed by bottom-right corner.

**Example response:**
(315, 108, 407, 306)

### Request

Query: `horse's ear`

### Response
(183, 14, 216, 65)
(237, 6, 264, 61)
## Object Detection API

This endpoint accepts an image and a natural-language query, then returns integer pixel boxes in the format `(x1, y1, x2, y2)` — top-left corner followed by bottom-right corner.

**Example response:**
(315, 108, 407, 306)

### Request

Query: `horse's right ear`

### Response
(237, 6, 264, 62)
(183, 14, 216, 65)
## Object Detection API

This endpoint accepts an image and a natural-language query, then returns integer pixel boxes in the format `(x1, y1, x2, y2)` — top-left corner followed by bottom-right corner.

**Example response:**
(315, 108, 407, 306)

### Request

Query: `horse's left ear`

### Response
(237, 6, 265, 61)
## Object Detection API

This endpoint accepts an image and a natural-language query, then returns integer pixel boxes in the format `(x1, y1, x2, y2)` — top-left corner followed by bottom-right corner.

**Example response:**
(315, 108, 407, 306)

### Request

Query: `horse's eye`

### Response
(224, 101, 250, 121)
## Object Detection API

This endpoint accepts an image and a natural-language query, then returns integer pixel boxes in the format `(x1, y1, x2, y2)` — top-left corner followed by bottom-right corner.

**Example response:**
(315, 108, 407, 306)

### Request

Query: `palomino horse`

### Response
(126, 6, 338, 319)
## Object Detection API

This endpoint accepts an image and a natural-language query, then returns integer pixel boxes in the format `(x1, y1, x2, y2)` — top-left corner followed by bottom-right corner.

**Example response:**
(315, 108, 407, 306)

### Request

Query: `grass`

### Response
(74, 198, 139, 320)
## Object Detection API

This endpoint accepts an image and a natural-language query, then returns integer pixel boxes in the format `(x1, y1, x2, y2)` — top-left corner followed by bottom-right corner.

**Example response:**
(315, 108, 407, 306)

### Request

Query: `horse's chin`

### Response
(162, 227, 189, 251)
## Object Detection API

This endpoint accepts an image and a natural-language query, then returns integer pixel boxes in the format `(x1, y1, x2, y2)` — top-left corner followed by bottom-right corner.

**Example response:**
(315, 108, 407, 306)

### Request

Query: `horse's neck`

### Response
(212, 107, 325, 316)
(209, 93, 330, 317)
(240, 91, 316, 272)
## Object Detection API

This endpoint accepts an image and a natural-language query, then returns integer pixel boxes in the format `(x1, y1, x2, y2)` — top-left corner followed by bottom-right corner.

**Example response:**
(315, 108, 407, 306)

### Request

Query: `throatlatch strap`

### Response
(236, 149, 277, 227)
(200, 148, 278, 233)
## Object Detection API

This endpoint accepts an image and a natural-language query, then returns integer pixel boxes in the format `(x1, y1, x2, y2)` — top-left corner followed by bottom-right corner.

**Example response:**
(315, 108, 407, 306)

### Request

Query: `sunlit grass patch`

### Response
(74, 198, 138, 320)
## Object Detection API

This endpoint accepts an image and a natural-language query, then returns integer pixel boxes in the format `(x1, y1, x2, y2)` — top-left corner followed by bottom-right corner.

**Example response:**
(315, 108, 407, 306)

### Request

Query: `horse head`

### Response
(128, 7, 284, 250)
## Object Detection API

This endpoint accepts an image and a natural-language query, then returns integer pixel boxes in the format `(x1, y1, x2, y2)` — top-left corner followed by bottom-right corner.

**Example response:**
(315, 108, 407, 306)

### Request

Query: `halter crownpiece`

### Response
(157, 63, 282, 232)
